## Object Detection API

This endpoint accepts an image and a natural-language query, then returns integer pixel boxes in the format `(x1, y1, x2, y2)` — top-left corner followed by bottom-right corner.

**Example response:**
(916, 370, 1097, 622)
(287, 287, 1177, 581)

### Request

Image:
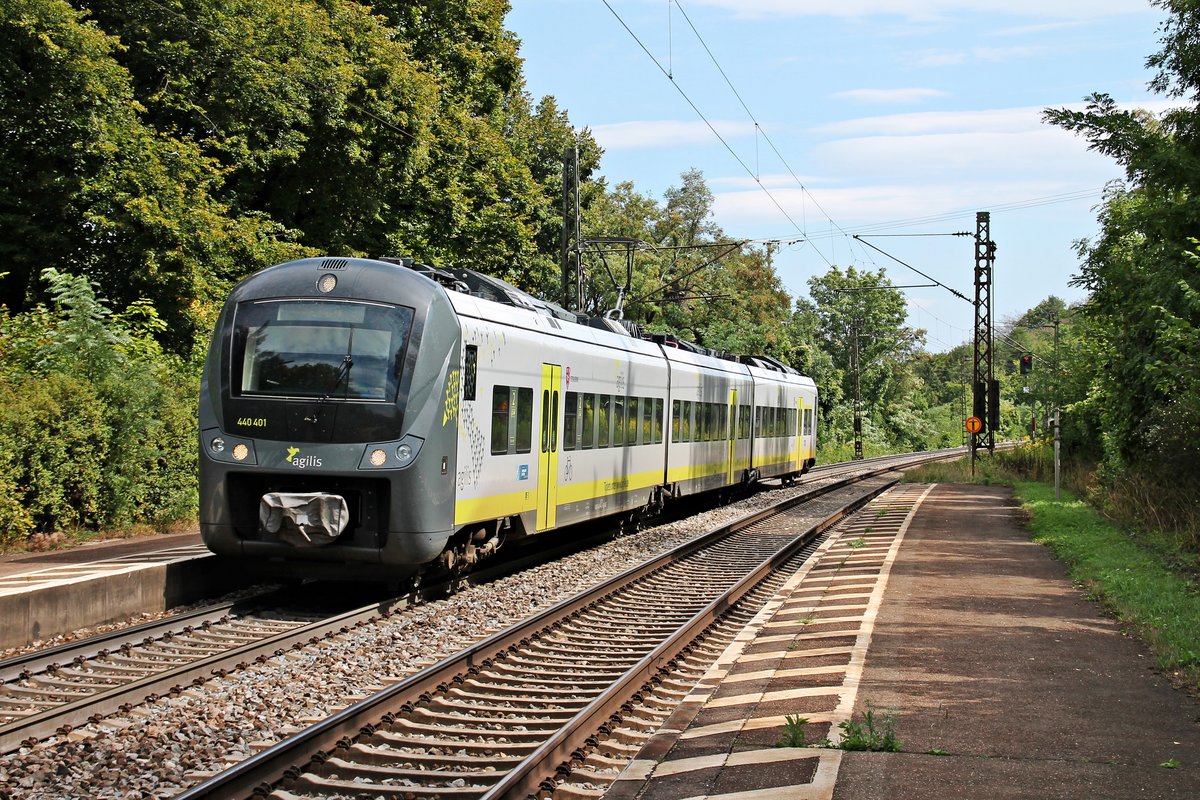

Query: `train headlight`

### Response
(359, 435, 422, 470)
(210, 437, 226, 453)
(232, 443, 250, 462)
(317, 274, 338, 293)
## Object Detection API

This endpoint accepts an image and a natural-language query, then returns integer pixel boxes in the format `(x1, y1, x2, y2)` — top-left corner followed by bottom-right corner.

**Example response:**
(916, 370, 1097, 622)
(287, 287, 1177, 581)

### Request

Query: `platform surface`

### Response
(608, 483, 1200, 800)
(0, 529, 258, 649)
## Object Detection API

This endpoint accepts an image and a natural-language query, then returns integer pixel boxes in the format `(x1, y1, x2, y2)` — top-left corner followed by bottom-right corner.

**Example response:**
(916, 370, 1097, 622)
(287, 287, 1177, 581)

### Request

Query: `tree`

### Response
(808, 266, 922, 445)
(0, 0, 307, 354)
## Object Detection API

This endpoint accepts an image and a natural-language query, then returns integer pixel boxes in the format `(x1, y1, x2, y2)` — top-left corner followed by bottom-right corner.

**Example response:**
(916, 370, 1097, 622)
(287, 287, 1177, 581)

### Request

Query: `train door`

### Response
(537, 363, 562, 531)
(795, 396, 805, 472)
(727, 388, 738, 485)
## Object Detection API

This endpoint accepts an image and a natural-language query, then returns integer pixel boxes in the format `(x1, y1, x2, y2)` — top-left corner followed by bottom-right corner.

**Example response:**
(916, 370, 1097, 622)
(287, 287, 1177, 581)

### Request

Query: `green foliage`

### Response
(0, 374, 108, 543)
(1043, 1, 1200, 523)
(775, 715, 811, 748)
(1016, 480, 1200, 691)
(0, 270, 196, 542)
(830, 705, 901, 752)
(0, 0, 311, 356)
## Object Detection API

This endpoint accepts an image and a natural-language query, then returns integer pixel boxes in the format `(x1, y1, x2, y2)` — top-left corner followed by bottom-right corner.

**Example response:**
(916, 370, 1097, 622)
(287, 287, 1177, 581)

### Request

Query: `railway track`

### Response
(0, 449, 960, 795)
(0, 588, 413, 755)
(177, 469, 911, 800)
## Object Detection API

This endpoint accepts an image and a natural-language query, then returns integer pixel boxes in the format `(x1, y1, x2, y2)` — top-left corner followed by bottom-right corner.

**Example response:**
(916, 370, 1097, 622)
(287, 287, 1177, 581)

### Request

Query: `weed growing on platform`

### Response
(827, 705, 902, 752)
(1161, 759, 1181, 769)
(848, 537, 867, 548)
(775, 715, 811, 747)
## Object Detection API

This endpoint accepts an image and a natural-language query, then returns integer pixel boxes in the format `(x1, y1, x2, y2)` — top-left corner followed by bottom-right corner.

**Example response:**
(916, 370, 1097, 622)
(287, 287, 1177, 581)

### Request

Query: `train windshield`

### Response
(232, 300, 414, 401)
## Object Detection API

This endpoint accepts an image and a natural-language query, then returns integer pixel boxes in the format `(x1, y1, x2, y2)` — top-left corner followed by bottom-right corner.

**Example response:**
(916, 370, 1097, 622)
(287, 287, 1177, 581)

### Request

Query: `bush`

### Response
(0, 373, 109, 540)
(0, 269, 198, 545)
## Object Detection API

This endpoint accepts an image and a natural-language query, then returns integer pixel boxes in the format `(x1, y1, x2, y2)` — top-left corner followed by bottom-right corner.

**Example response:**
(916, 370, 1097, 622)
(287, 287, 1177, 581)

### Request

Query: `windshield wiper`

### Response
(304, 330, 354, 424)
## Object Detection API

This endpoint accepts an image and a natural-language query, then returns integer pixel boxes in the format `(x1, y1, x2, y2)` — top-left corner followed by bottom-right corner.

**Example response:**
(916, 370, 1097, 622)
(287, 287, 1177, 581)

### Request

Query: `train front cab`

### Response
(198, 257, 463, 577)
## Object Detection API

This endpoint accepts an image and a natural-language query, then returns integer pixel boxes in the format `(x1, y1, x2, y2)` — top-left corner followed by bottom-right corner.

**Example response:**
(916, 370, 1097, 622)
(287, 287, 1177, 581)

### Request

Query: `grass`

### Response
(902, 450, 1200, 694)
(1017, 480, 1200, 690)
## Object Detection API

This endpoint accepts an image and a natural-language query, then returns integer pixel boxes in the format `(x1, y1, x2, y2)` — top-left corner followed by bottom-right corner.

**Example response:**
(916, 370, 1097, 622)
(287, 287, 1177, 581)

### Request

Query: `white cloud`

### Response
(685, 0, 1153, 20)
(833, 87, 950, 105)
(905, 43, 1054, 67)
(591, 119, 756, 150)
(812, 101, 1177, 139)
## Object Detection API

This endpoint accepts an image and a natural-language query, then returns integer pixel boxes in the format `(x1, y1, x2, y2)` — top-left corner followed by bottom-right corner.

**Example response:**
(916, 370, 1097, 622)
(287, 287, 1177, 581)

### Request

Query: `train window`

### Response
(640, 397, 652, 444)
(720, 404, 730, 441)
(563, 392, 578, 451)
(234, 300, 413, 401)
(681, 400, 693, 443)
(787, 408, 797, 436)
(581, 394, 595, 449)
(541, 390, 550, 453)
(515, 387, 533, 453)
(671, 400, 681, 442)
(804, 407, 813, 435)
(595, 395, 608, 448)
(491, 387, 510, 455)
(463, 345, 478, 401)
(627, 397, 640, 445)
(739, 406, 750, 439)
(613, 398, 625, 446)
(653, 399, 664, 443)
(754, 406, 762, 437)
(705, 403, 716, 441)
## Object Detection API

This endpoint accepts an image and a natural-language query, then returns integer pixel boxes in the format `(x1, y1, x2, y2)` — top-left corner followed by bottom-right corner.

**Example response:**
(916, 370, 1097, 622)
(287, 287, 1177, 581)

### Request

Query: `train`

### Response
(198, 256, 818, 580)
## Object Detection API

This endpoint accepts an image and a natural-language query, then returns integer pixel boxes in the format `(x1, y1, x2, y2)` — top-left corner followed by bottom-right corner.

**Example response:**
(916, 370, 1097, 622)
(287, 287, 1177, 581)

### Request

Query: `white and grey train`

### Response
(199, 256, 818, 579)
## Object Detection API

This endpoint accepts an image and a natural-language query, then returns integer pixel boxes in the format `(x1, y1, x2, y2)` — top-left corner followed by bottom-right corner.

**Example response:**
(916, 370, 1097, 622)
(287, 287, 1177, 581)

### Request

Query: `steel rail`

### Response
(0, 597, 266, 684)
(0, 591, 411, 754)
(176, 469, 904, 800)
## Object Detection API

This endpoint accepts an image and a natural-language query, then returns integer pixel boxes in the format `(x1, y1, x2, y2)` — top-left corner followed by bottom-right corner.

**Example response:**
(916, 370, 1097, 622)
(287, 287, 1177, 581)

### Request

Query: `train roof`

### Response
(379, 257, 811, 379)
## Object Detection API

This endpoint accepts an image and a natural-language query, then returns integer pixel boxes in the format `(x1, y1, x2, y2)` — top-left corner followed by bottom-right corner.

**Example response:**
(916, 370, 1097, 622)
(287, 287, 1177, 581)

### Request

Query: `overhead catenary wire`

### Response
(600, 0, 832, 267)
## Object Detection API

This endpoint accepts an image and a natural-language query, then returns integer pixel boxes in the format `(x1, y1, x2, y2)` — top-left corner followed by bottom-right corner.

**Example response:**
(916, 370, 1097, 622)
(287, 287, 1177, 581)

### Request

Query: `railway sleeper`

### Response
(428, 699, 581, 721)
(464, 670, 609, 691)
(515, 644, 649, 664)
(317, 756, 506, 784)
(368, 729, 540, 754)
(409, 706, 569, 731)
(418, 701, 577, 726)
(502, 653, 630, 676)
(446, 686, 591, 710)
(347, 742, 526, 769)
(282, 772, 484, 799)
(390, 716, 561, 741)
(542, 631, 663, 649)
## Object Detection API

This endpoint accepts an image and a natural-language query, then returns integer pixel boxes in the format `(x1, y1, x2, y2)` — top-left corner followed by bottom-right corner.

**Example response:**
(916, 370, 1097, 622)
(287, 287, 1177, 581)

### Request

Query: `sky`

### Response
(505, 0, 1171, 352)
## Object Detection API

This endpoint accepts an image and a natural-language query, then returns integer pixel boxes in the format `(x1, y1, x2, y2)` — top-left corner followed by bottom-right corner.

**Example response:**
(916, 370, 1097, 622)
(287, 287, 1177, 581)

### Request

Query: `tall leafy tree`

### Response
(0, 0, 305, 353)
(808, 266, 923, 448)
(1044, 0, 1200, 482)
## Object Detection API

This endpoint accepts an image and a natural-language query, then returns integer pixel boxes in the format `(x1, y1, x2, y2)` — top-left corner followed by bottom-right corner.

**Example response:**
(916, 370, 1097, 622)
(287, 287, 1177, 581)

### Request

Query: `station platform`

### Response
(0, 529, 256, 650)
(607, 483, 1200, 800)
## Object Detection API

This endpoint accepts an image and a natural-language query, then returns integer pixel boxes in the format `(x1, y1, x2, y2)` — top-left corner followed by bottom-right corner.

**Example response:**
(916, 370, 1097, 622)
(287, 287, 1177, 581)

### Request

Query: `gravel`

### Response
(0, 479, 825, 799)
